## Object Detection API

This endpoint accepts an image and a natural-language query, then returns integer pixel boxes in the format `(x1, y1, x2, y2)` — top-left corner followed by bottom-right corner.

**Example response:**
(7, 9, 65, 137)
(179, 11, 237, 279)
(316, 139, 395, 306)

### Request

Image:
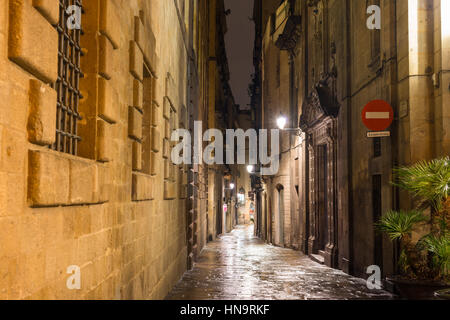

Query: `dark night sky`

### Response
(224, 0, 254, 110)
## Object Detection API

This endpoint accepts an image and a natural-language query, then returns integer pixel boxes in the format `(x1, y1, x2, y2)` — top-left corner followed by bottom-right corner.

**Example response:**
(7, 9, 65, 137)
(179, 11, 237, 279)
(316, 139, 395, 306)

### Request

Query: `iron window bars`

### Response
(52, 0, 84, 155)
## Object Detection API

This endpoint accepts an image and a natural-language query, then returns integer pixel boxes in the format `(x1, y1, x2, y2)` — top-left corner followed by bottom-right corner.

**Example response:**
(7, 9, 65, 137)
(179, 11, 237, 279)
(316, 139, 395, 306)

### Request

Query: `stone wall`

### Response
(0, 0, 218, 300)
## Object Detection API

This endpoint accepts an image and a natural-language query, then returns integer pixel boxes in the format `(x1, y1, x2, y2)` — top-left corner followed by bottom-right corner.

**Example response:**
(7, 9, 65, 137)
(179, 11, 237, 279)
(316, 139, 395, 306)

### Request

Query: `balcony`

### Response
(273, 0, 301, 52)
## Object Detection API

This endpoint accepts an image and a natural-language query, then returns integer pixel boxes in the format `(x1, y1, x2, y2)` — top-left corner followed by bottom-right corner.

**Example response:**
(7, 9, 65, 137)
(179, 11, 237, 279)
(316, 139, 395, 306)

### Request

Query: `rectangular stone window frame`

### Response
(26, 0, 119, 208)
(76, 0, 119, 162)
(178, 105, 189, 199)
(131, 51, 158, 202)
(51, 0, 84, 156)
(141, 64, 158, 176)
(163, 75, 178, 200)
(164, 106, 177, 183)
(130, 12, 160, 202)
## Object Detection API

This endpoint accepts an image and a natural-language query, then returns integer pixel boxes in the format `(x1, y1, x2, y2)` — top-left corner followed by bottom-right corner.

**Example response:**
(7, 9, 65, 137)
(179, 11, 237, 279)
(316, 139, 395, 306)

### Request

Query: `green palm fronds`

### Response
(418, 235, 450, 277)
(375, 210, 427, 241)
(393, 157, 450, 211)
(375, 158, 450, 280)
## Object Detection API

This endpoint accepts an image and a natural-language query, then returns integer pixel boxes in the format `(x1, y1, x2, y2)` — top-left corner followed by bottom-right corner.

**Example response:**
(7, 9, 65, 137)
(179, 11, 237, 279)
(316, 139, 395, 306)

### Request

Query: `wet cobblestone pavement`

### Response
(166, 225, 395, 300)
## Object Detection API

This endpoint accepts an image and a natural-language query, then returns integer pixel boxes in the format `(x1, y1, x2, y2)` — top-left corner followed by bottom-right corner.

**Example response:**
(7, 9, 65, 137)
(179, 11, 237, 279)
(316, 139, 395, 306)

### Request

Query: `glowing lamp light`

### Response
(247, 165, 254, 174)
(229, 183, 235, 190)
(277, 115, 287, 130)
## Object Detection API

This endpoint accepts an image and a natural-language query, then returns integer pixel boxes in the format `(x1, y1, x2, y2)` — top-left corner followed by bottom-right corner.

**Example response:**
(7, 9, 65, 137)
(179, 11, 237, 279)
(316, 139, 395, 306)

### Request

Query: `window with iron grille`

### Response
(52, 0, 84, 155)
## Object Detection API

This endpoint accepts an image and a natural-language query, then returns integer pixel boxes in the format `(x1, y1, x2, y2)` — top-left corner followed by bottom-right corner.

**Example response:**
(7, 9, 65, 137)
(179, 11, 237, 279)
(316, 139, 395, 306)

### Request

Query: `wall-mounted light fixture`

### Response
(224, 182, 235, 191)
(276, 113, 304, 139)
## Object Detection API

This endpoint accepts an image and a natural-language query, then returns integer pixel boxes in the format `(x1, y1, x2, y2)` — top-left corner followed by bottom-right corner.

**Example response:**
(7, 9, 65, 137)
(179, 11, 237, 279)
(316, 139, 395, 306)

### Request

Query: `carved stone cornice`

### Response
(300, 75, 340, 131)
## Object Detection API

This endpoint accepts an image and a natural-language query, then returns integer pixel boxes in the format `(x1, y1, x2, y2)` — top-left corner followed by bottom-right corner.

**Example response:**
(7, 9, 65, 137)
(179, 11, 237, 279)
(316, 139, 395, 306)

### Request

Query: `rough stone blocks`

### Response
(132, 172, 154, 201)
(152, 102, 159, 127)
(8, 0, 58, 83)
(69, 158, 97, 205)
(28, 150, 70, 206)
(164, 181, 176, 200)
(134, 16, 145, 52)
(28, 150, 109, 207)
(133, 79, 143, 111)
(132, 141, 142, 172)
(151, 128, 161, 153)
(162, 138, 170, 159)
(97, 164, 109, 203)
(150, 152, 158, 176)
(27, 79, 57, 146)
(129, 107, 143, 141)
(164, 160, 170, 180)
(99, 0, 120, 49)
(97, 120, 113, 162)
(98, 78, 119, 124)
(130, 41, 144, 81)
(32, 0, 59, 25)
(164, 120, 171, 140)
(99, 35, 115, 80)
(163, 97, 171, 120)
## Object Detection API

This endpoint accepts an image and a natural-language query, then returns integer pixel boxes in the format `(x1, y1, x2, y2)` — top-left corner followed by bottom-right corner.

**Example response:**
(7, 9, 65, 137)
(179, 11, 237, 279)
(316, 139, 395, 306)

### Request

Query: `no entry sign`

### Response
(362, 100, 394, 132)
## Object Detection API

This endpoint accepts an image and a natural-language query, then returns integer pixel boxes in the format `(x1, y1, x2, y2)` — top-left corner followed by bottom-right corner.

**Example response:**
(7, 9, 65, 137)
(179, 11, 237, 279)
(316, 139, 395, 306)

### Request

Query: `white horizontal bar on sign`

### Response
(367, 131, 391, 138)
(365, 112, 390, 119)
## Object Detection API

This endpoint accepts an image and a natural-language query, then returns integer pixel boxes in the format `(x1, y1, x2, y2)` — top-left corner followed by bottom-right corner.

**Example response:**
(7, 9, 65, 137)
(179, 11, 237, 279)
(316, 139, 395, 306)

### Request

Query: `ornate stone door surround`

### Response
(300, 79, 339, 268)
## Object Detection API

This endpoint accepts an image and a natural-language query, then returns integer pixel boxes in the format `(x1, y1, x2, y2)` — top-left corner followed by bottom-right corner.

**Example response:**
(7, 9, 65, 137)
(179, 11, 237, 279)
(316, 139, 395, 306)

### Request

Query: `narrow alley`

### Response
(167, 225, 394, 300)
(0, 0, 448, 304)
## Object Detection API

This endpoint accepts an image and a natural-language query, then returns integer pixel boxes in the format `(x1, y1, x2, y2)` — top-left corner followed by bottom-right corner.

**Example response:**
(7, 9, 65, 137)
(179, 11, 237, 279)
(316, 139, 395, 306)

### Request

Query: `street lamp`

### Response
(276, 114, 287, 130)
(276, 113, 304, 138)
(224, 182, 235, 191)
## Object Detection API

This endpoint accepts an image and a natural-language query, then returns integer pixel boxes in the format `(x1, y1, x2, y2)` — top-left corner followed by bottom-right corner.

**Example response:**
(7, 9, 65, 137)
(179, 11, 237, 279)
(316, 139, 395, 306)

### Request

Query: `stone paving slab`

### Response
(166, 225, 395, 300)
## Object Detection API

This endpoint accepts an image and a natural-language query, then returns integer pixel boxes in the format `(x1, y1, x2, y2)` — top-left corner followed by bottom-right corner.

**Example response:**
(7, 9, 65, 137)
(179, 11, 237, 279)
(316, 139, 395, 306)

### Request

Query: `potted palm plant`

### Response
(376, 157, 449, 299)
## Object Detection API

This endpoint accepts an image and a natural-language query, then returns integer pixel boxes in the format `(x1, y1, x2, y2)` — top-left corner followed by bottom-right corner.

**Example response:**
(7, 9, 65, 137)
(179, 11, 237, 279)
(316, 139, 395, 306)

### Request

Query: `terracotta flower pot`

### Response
(387, 276, 449, 300)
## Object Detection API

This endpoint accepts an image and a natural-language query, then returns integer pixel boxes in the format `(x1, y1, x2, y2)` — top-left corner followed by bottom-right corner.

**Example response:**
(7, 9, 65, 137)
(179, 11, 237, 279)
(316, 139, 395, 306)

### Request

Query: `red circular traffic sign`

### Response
(362, 100, 394, 131)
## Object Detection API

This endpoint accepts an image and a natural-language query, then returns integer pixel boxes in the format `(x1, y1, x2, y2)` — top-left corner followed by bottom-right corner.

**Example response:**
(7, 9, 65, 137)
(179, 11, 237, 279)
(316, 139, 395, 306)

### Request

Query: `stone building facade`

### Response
(0, 0, 234, 299)
(252, 0, 449, 278)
